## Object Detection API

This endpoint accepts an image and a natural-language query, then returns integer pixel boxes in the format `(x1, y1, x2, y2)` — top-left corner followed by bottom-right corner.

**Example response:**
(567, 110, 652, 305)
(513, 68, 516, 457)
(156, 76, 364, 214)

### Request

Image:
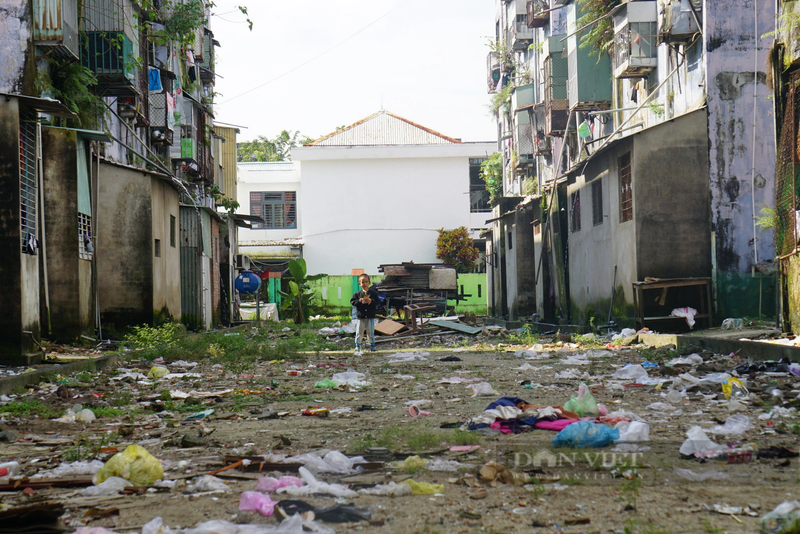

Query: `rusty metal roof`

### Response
(306, 110, 461, 146)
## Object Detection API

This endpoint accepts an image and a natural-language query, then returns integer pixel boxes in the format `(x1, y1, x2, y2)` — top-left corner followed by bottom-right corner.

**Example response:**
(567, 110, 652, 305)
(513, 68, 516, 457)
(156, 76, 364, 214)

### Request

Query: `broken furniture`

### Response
(403, 303, 437, 332)
(377, 262, 463, 316)
(632, 277, 713, 331)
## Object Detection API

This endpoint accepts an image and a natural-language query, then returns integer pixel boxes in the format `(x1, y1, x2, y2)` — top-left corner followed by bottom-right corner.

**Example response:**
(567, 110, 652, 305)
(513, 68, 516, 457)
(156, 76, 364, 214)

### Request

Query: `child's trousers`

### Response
(355, 318, 375, 348)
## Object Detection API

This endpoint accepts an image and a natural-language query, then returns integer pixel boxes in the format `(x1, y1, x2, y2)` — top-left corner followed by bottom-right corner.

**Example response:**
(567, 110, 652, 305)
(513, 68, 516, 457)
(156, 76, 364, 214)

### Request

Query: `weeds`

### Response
(63, 433, 119, 462)
(451, 429, 481, 446)
(0, 399, 62, 419)
(91, 407, 124, 418)
(509, 325, 539, 346)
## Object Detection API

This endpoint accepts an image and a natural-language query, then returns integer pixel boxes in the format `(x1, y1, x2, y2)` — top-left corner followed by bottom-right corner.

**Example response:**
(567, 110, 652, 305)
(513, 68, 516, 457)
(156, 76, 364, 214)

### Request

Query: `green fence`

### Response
(308, 273, 488, 317)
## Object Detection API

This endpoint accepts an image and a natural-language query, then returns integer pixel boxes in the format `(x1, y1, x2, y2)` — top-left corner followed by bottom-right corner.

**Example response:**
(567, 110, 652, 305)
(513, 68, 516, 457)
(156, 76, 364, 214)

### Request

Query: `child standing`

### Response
(350, 273, 379, 354)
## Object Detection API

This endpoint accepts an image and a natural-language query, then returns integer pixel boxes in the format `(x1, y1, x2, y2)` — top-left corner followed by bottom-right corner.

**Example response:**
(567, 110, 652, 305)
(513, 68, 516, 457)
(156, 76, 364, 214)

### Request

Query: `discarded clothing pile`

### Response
(467, 396, 580, 434)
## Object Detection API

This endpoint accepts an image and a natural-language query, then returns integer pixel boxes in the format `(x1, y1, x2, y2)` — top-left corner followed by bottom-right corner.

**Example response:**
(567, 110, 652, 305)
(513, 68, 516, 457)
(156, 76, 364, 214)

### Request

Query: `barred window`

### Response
(570, 190, 581, 233)
(592, 179, 603, 226)
(20, 111, 37, 253)
(79, 213, 93, 260)
(619, 152, 632, 222)
(469, 158, 490, 213)
(250, 191, 297, 229)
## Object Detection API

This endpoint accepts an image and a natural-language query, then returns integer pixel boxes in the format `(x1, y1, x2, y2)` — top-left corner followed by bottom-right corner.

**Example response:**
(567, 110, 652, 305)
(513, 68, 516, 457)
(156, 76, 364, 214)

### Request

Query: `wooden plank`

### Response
(429, 320, 483, 335)
(374, 319, 405, 336)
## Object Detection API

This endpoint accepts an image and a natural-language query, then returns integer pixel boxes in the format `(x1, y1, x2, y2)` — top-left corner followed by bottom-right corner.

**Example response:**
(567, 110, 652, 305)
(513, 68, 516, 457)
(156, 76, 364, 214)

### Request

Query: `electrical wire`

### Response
(217, 0, 415, 105)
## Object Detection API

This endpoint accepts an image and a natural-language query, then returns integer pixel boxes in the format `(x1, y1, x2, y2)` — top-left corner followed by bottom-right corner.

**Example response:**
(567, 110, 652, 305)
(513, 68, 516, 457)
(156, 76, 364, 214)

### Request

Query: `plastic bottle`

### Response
(0, 461, 21, 477)
(722, 377, 748, 400)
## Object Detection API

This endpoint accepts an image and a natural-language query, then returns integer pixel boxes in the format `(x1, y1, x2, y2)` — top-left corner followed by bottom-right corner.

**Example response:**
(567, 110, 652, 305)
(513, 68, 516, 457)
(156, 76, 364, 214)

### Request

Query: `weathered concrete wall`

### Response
(785, 255, 800, 334)
(705, 0, 777, 318)
(211, 218, 221, 326)
(635, 110, 711, 280)
(503, 215, 518, 319)
(98, 162, 152, 335)
(151, 179, 180, 324)
(41, 126, 95, 341)
(0, 97, 37, 363)
(512, 202, 536, 319)
(0, 0, 31, 94)
(567, 137, 636, 326)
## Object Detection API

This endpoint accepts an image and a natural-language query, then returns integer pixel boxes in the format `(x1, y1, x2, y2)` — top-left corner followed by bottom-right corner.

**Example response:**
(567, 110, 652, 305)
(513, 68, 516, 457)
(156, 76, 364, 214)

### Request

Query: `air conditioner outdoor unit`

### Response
(235, 254, 250, 270)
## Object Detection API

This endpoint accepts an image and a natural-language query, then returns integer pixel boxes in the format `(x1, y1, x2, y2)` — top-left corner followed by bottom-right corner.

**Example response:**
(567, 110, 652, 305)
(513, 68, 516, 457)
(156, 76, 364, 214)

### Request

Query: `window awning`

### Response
(230, 213, 265, 228)
(45, 125, 111, 142)
(1, 93, 78, 120)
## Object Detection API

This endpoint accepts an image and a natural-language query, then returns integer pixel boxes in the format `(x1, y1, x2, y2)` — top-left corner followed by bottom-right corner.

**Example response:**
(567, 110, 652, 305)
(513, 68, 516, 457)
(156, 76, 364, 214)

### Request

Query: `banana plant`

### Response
(279, 259, 326, 324)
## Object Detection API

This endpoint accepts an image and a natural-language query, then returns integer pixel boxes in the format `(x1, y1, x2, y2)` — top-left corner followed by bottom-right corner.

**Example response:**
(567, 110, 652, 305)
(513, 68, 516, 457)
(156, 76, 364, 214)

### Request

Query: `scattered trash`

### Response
(186, 475, 228, 493)
(708, 415, 752, 435)
(721, 318, 744, 330)
(277, 466, 357, 498)
(94, 445, 163, 487)
(722, 377, 749, 400)
(275, 499, 372, 523)
(673, 467, 729, 482)
(563, 383, 600, 417)
(478, 461, 528, 486)
(407, 405, 432, 417)
(405, 479, 445, 495)
(552, 422, 619, 448)
(670, 307, 698, 328)
(147, 366, 169, 379)
(467, 382, 497, 397)
(760, 500, 800, 533)
(679, 426, 723, 457)
(314, 379, 338, 388)
(238, 490, 278, 516)
(391, 456, 428, 471)
(615, 421, 650, 442)
(612, 364, 649, 381)
(79, 476, 131, 496)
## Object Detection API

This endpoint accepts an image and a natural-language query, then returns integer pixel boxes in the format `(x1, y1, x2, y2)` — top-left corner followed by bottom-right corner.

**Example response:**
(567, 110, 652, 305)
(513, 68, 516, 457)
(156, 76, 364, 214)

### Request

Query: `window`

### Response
(79, 214, 93, 260)
(250, 191, 297, 229)
(619, 152, 632, 222)
(469, 158, 490, 212)
(570, 190, 581, 232)
(154, 239, 161, 258)
(170, 215, 176, 247)
(507, 231, 513, 249)
(478, 284, 482, 298)
(592, 180, 603, 226)
(20, 111, 37, 253)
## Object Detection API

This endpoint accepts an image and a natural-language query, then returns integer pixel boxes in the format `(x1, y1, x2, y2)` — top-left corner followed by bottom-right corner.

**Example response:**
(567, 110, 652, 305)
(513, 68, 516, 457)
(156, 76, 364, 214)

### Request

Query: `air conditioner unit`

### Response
(235, 254, 250, 270)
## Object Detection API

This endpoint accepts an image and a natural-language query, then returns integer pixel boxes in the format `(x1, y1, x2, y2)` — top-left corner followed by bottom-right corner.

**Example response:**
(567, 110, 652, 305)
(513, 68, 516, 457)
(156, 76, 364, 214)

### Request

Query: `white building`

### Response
(236, 162, 303, 265)
(254, 110, 495, 276)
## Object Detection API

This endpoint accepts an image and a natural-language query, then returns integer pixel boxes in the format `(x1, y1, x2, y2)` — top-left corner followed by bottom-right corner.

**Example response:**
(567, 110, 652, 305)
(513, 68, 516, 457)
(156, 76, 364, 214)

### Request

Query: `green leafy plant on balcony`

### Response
(577, 0, 620, 60)
(36, 59, 107, 129)
(480, 152, 504, 203)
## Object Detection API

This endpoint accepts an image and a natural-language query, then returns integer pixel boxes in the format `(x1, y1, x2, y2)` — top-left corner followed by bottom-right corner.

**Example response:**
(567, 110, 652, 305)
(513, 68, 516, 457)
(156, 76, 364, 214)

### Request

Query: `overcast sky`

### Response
(209, 0, 498, 144)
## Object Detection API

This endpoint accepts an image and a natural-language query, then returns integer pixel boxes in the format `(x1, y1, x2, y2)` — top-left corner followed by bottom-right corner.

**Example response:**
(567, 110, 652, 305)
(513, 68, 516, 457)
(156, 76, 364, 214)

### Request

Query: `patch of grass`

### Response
(351, 432, 376, 453)
(450, 429, 481, 446)
(276, 395, 315, 402)
(62, 433, 120, 462)
(508, 325, 539, 346)
(92, 407, 124, 418)
(108, 392, 133, 407)
(0, 399, 62, 419)
(404, 431, 444, 452)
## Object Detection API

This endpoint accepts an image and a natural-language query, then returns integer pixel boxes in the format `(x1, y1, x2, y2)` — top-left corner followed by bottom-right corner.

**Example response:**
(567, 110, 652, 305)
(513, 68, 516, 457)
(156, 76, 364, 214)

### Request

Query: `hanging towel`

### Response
(148, 67, 163, 93)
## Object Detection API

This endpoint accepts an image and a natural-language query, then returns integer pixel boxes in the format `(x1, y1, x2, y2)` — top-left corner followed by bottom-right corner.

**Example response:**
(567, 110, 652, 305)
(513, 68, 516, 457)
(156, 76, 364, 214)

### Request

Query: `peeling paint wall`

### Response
(705, 0, 776, 318)
(0, 0, 31, 93)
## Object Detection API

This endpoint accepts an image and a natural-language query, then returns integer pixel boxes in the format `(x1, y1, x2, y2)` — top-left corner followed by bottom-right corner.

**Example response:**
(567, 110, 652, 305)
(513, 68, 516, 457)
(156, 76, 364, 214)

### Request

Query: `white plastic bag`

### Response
(612, 364, 648, 380)
(79, 476, 131, 496)
(679, 426, 723, 456)
(708, 415, 752, 435)
(467, 382, 497, 397)
(614, 421, 650, 442)
(186, 475, 228, 493)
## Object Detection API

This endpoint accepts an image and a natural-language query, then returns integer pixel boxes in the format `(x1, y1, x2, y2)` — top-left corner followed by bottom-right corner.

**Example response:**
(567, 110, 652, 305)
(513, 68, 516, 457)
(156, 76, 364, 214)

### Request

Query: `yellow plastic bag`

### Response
(147, 366, 169, 379)
(405, 479, 444, 495)
(95, 445, 163, 486)
(391, 455, 428, 471)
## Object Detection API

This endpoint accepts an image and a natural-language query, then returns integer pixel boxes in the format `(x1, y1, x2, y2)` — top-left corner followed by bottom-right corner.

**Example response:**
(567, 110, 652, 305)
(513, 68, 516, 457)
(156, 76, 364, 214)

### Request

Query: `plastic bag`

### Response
(760, 500, 800, 534)
(551, 421, 619, 448)
(186, 475, 228, 493)
(257, 475, 303, 492)
(678, 426, 723, 457)
(673, 467, 729, 482)
(94, 444, 163, 486)
(277, 466, 357, 498)
(708, 414, 752, 435)
(358, 481, 412, 496)
(331, 371, 370, 387)
(238, 490, 277, 516)
(314, 379, 338, 389)
(79, 476, 131, 496)
(720, 318, 744, 330)
(147, 366, 169, 379)
(405, 479, 444, 495)
(563, 383, 599, 417)
(615, 421, 650, 442)
(612, 364, 649, 380)
(722, 377, 749, 400)
(391, 455, 428, 471)
(467, 382, 497, 396)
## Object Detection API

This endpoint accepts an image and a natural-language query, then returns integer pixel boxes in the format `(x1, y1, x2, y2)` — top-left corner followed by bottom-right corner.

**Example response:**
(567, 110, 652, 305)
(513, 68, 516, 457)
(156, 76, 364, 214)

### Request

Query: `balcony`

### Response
(543, 54, 568, 135)
(487, 52, 501, 93)
(511, 17, 534, 50)
(612, 1, 658, 79)
(148, 74, 175, 146)
(658, 0, 702, 44)
(32, 0, 79, 60)
(198, 30, 216, 84)
(527, 0, 549, 28)
(81, 31, 137, 96)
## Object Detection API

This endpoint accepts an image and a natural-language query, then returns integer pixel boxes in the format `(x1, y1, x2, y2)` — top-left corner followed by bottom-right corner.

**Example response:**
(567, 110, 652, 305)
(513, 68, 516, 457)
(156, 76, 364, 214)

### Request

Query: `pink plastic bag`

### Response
(238, 491, 277, 516)
(256, 475, 303, 492)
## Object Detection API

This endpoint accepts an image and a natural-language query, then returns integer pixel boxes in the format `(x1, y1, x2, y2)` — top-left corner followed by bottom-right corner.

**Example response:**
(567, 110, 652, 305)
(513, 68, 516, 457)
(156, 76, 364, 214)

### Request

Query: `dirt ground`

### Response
(1, 330, 799, 534)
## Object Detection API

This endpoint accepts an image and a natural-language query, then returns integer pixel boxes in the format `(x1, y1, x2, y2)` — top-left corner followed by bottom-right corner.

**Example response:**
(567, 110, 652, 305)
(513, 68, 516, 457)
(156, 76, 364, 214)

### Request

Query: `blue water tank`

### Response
(235, 270, 262, 294)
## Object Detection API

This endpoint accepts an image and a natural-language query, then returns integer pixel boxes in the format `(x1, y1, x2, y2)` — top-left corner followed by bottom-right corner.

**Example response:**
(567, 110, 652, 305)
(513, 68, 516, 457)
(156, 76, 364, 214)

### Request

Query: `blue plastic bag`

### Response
(551, 421, 619, 448)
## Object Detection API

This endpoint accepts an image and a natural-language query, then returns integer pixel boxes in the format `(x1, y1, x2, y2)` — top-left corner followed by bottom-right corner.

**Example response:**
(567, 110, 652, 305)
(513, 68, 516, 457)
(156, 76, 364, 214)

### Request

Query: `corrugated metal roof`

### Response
(237, 162, 296, 171)
(307, 110, 461, 146)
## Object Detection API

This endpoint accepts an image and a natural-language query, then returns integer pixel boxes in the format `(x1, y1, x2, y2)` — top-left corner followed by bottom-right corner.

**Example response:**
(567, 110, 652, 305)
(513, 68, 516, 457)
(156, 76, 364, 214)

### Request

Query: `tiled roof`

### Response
(306, 110, 461, 146)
